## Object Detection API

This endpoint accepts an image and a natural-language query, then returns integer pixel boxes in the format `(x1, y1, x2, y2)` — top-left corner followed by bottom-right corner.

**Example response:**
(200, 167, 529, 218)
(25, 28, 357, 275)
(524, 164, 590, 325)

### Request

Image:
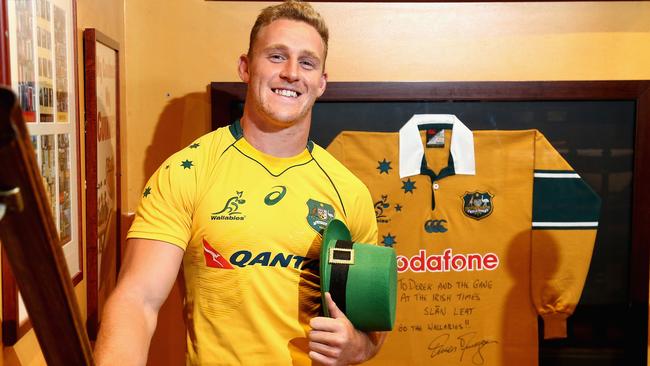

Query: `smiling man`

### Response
(94, 1, 383, 365)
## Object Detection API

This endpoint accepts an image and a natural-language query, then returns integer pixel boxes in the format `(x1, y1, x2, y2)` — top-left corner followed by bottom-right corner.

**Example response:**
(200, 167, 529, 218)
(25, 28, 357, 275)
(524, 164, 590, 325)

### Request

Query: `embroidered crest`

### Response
(306, 199, 335, 232)
(462, 191, 494, 220)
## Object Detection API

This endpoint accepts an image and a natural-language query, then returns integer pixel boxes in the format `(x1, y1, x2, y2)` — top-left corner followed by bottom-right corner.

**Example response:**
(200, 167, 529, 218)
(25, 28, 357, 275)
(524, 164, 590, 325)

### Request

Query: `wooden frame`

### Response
(1, 0, 83, 346)
(83, 28, 121, 341)
(211, 80, 650, 363)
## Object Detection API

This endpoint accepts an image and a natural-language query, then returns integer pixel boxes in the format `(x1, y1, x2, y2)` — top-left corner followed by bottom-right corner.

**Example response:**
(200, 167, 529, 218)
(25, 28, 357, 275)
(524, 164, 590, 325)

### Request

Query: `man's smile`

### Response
(272, 88, 301, 98)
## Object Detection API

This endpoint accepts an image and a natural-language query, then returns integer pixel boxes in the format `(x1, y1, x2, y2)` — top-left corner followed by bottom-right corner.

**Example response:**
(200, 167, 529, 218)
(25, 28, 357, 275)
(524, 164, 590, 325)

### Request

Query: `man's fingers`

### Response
(309, 350, 334, 366)
(309, 340, 341, 358)
(309, 328, 345, 346)
(310, 316, 344, 333)
(325, 292, 345, 319)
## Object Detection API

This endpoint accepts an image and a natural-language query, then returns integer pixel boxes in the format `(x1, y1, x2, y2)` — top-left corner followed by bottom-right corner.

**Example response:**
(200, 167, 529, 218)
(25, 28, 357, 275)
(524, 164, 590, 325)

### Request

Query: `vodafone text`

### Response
(397, 249, 499, 273)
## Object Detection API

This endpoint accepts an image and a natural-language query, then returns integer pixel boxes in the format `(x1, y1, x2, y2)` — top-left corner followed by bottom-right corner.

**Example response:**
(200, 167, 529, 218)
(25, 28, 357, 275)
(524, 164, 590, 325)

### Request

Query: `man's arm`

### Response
(309, 293, 387, 366)
(94, 238, 184, 366)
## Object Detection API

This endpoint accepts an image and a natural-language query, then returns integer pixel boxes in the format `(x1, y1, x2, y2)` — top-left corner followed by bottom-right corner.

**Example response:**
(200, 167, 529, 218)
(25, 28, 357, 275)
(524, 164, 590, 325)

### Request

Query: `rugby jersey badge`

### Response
(462, 191, 494, 220)
(306, 199, 335, 232)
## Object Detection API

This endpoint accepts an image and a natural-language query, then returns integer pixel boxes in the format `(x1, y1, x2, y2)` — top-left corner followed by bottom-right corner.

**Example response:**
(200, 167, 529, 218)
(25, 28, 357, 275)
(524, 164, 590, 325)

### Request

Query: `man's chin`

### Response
(266, 112, 309, 128)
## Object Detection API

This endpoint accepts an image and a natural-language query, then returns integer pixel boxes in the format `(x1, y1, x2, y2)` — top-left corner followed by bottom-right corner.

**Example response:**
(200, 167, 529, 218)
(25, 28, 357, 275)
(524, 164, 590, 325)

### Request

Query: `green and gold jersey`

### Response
(327, 114, 600, 366)
(128, 121, 377, 366)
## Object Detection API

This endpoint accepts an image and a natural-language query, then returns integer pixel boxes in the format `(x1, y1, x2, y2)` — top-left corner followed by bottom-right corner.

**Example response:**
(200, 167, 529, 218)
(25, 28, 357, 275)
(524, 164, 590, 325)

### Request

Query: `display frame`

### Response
(1, 0, 83, 346)
(211, 80, 650, 363)
(83, 28, 121, 341)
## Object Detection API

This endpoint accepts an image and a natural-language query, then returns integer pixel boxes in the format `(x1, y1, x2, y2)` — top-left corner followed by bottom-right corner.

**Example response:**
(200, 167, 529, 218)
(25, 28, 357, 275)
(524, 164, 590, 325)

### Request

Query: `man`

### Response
(94, 1, 384, 365)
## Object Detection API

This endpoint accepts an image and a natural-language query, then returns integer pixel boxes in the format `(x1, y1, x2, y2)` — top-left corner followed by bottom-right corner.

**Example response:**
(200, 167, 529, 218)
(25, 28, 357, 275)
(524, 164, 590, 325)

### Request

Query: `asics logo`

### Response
(264, 186, 287, 206)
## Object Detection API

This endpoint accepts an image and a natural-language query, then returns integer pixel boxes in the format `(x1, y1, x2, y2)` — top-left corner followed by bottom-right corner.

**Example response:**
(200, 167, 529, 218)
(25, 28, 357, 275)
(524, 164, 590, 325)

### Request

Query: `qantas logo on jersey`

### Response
(462, 191, 494, 220)
(211, 191, 246, 221)
(374, 195, 391, 223)
(397, 249, 499, 273)
(202, 239, 234, 269)
(201, 247, 319, 271)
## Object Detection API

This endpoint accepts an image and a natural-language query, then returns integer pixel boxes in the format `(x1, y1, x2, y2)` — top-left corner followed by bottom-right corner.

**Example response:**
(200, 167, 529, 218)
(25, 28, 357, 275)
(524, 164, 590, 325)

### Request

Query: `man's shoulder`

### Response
(173, 124, 236, 158)
(310, 142, 369, 193)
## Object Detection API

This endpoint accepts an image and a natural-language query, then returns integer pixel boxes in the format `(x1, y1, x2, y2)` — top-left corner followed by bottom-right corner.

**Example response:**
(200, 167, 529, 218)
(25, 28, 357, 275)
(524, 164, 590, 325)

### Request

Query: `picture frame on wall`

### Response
(1, 0, 82, 346)
(83, 28, 121, 341)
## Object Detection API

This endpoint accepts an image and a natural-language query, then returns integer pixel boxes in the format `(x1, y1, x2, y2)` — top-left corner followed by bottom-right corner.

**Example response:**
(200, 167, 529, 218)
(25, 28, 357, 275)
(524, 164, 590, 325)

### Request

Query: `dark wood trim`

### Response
(72, 0, 83, 286)
(0, 4, 16, 341)
(213, 81, 650, 104)
(1, 0, 21, 345)
(114, 34, 122, 276)
(1, 250, 18, 345)
(83, 28, 99, 341)
(212, 80, 650, 362)
(630, 83, 650, 360)
(83, 27, 121, 341)
(0, 0, 10, 85)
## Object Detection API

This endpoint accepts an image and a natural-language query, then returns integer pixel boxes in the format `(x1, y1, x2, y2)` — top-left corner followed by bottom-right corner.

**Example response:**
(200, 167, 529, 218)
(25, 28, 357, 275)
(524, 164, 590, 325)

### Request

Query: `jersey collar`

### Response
(229, 119, 314, 153)
(398, 114, 475, 179)
(228, 119, 314, 176)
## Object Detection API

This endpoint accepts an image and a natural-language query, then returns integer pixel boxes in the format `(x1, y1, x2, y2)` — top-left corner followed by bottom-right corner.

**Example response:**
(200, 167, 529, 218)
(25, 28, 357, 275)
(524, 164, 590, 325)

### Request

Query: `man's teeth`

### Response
(274, 89, 298, 98)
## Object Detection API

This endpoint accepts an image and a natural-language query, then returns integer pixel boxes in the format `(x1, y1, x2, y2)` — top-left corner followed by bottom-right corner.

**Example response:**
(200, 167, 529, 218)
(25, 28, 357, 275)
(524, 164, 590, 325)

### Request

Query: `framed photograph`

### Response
(1, 0, 82, 346)
(83, 28, 121, 341)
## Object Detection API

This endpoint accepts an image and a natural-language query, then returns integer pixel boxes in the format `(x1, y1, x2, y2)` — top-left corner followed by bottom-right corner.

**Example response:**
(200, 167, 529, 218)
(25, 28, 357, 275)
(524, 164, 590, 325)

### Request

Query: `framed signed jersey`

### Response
(211, 80, 650, 365)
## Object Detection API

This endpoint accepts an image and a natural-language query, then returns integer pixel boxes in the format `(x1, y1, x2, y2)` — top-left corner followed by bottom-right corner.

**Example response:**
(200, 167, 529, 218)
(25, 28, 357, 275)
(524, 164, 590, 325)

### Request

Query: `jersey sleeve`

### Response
(348, 186, 379, 246)
(531, 130, 601, 339)
(127, 145, 202, 251)
(327, 133, 378, 245)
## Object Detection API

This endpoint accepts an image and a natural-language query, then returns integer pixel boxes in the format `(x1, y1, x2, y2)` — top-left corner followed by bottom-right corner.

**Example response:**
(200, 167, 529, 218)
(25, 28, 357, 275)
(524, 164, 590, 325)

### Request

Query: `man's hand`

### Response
(308, 292, 385, 365)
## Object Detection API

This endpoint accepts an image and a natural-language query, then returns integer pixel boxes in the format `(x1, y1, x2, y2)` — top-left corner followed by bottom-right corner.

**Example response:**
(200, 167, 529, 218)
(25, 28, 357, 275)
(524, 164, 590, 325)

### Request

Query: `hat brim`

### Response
(320, 219, 351, 317)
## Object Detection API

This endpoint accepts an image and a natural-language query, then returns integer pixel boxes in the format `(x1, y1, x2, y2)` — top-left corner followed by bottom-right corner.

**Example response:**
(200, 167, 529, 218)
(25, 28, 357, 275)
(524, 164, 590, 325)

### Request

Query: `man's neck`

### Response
(240, 115, 311, 158)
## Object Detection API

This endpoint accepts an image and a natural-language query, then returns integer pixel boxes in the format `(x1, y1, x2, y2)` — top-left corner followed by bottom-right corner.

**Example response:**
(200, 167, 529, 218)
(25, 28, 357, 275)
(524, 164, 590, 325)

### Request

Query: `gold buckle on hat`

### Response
(329, 247, 355, 265)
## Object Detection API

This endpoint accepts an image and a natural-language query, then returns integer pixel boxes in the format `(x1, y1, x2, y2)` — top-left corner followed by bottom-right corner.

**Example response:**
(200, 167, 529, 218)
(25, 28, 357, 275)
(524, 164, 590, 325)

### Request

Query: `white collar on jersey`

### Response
(398, 114, 476, 179)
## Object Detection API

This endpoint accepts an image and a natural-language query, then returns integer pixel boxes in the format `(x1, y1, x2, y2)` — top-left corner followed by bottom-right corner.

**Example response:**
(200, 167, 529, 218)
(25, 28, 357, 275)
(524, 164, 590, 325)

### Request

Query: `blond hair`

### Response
(248, 0, 329, 64)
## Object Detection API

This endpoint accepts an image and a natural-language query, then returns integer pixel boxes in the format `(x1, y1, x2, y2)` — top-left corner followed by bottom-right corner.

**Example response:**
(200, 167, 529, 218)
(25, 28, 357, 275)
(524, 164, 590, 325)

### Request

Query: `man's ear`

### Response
(238, 54, 250, 83)
(317, 71, 328, 97)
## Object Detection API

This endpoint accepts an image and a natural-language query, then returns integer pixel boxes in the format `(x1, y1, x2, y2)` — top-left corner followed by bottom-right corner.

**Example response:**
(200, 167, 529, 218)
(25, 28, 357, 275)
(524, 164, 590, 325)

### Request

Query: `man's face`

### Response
(239, 19, 327, 128)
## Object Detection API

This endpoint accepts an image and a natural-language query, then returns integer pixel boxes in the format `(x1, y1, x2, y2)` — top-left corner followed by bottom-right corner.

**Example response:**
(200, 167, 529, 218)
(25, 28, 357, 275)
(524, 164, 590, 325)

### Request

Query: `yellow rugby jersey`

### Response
(128, 121, 377, 366)
(327, 114, 600, 366)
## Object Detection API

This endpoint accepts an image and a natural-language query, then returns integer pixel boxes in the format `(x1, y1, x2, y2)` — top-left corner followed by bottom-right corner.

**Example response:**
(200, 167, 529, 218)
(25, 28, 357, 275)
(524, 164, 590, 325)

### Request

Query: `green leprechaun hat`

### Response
(320, 219, 397, 331)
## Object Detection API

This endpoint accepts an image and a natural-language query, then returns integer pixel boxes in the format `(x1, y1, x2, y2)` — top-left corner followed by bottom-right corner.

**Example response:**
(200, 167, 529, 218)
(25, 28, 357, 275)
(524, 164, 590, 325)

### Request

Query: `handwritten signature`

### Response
(428, 332, 498, 365)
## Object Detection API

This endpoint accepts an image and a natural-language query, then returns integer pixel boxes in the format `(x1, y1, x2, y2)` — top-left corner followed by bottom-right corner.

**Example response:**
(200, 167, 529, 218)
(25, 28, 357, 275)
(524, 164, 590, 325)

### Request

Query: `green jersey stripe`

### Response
(533, 177, 600, 223)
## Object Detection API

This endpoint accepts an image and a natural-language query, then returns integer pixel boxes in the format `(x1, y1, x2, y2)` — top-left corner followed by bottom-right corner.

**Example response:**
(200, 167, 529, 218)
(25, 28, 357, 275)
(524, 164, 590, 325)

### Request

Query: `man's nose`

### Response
(279, 59, 300, 82)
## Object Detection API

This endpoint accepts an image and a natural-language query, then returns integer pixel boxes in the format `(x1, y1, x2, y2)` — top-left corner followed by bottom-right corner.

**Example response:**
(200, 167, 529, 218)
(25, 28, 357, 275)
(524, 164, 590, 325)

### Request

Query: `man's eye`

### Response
(300, 60, 316, 70)
(269, 54, 285, 62)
